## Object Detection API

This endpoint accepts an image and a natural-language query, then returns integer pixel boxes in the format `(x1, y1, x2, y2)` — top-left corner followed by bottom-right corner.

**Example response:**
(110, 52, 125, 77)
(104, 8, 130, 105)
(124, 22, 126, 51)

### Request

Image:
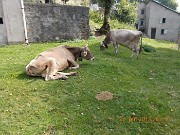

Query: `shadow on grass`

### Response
(17, 71, 44, 82)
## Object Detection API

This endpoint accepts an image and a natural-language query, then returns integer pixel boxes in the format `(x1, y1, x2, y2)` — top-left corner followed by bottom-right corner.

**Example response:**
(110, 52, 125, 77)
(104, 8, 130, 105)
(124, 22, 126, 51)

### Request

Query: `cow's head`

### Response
(100, 41, 108, 50)
(80, 44, 94, 61)
(26, 60, 46, 77)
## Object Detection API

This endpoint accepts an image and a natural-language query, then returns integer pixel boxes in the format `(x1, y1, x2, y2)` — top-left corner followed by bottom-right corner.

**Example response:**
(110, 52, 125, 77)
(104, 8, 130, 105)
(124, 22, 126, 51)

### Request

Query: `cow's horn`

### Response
(94, 28, 100, 32)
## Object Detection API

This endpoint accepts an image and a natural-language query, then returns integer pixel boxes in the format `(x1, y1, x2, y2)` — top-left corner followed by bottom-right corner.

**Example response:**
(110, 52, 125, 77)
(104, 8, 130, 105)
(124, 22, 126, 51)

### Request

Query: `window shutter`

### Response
(164, 30, 168, 34)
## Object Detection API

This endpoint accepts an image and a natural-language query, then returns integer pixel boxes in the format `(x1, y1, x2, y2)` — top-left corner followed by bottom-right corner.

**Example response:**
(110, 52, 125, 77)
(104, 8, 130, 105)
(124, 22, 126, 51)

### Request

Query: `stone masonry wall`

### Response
(24, 3, 89, 42)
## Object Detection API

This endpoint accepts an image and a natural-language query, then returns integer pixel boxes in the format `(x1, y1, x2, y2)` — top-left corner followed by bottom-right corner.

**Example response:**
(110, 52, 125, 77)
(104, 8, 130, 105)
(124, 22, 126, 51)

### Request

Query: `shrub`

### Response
(142, 44, 156, 52)
(112, 0, 137, 24)
(89, 10, 104, 24)
(89, 10, 135, 33)
(110, 20, 135, 30)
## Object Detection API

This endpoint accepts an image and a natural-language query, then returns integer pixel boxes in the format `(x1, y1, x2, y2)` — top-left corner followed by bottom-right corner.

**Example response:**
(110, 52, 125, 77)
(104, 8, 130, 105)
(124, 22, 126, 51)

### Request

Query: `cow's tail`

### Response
(139, 32, 143, 53)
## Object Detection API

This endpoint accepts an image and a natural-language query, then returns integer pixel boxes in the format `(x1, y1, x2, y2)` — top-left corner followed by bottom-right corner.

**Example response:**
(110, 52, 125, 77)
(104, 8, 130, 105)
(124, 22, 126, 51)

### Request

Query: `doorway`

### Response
(151, 28, 156, 39)
(0, 17, 8, 45)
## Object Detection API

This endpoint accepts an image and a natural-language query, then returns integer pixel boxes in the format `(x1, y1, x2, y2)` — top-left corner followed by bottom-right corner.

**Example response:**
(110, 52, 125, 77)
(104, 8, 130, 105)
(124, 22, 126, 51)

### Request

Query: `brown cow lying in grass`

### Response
(26, 45, 94, 81)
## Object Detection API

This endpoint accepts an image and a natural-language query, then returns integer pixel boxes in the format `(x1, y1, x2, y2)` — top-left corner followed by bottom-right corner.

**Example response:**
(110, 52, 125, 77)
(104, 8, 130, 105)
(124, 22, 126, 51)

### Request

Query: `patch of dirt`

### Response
(42, 126, 55, 135)
(95, 91, 113, 101)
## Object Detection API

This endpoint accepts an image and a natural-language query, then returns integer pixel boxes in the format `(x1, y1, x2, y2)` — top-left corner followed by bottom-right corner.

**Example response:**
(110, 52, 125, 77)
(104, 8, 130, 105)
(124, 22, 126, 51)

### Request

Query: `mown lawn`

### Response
(0, 38, 179, 135)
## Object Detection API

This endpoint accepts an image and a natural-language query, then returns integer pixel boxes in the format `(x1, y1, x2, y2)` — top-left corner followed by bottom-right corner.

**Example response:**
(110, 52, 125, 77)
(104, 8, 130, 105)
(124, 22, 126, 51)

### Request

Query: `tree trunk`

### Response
(45, 0, 49, 3)
(45, 0, 53, 3)
(95, 6, 110, 36)
(100, 6, 110, 34)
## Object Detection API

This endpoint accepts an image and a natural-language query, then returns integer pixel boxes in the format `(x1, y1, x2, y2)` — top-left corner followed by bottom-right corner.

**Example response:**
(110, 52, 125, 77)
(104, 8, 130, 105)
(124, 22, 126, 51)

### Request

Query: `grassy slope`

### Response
(0, 38, 179, 135)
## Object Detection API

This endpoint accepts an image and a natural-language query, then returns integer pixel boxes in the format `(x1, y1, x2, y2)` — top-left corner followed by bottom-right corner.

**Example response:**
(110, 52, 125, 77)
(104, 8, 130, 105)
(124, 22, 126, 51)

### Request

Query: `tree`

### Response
(90, 0, 98, 4)
(165, 0, 178, 10)
(115, 0, 136, 24)
(45, 0, 53, 3)
(95, 0, 115, 35)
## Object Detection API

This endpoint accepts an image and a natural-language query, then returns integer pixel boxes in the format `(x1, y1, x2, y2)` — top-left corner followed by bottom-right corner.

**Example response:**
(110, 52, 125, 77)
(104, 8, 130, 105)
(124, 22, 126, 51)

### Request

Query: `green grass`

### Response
(0, 38, 180, 135)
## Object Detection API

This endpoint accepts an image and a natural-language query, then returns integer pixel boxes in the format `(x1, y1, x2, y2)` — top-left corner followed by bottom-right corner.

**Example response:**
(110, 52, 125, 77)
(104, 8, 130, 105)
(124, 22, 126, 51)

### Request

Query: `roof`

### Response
(148, 0, 180, 15)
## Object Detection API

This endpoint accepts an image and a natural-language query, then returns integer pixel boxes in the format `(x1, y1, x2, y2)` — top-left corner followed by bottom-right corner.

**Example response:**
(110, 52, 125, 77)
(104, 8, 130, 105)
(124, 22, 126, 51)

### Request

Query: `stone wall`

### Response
(24, 3, 89, 42)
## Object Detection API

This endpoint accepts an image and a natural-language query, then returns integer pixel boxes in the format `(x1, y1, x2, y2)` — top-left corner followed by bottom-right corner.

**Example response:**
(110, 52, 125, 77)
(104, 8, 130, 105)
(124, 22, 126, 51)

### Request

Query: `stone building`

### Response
(0, 0, 25, 45)
(0, 0, 89, 45)
(137, 0, 180, 42)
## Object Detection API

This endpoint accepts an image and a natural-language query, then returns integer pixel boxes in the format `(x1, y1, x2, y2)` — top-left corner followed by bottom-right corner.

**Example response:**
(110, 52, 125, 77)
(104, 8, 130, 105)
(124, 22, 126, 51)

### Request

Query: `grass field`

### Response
(0, 38, 179, 135)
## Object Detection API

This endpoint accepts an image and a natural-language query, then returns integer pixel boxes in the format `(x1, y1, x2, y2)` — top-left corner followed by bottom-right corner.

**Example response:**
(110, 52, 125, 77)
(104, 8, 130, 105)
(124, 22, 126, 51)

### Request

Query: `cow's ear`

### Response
(29, 65, 36, 70)
(84, 44, 88, 50)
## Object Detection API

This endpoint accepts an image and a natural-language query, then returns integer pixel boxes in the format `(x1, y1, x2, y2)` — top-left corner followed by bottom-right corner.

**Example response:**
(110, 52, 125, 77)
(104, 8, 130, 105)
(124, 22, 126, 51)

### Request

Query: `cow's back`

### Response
(38, 46, 75, 71)
(40, 46, 75, 62)
(110, 29, 141, 44)
(110, 29, 132, 43)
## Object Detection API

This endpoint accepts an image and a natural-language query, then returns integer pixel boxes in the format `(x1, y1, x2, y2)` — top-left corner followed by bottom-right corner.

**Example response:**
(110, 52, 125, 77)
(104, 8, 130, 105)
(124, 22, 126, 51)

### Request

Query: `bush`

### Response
(142, 44, 156, 52)
(89, 10, 135, 33)
(110, 20, 135, 30)
(89, 10, 104, 24)
(112, 0, 137, 24)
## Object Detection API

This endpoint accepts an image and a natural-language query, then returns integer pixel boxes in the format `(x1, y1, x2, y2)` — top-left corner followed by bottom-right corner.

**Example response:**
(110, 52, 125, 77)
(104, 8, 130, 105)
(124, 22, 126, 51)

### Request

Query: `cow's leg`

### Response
(130, 49, 135, 58)
(67, 59, 80, 70)
(136, 50, 140, 60)
(115, 45, 119, 54)
(52, 73, 68, 80)
(131, 44, 139, 59)
(51, 72, 77, 80)
(57, 72, 77, 76)
(44, 57, 59, 81)
(113, 43, 119, 54)
(135, 44, 140, 59)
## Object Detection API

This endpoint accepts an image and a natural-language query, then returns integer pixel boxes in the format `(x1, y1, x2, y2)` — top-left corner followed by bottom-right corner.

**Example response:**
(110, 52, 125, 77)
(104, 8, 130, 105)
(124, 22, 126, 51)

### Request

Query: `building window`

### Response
(162, 18, 166, 23)
(141, 9, 144, 15)
(0, 18, 3, 24)
(140, 19, 144, 26)
(161, 29, 164, 35)
(161, 29, 168, 35)
(160, 18, 166, 23)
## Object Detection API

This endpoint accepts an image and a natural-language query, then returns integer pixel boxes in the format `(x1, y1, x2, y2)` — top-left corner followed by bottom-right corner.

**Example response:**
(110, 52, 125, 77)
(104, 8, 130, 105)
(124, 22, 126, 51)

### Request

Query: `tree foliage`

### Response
(114, 0, 137, 24)
(81, 0, 89, 6)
